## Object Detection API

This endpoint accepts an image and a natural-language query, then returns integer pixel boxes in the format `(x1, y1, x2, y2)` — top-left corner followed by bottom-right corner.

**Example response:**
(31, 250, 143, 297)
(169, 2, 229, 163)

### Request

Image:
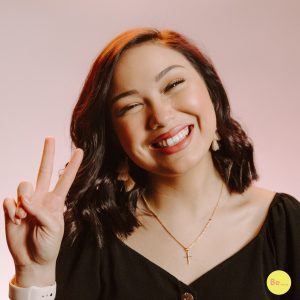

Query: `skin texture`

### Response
(111, 42, 225, 225)
(111, 43, 217, 177)
(3, 137, 83, 287)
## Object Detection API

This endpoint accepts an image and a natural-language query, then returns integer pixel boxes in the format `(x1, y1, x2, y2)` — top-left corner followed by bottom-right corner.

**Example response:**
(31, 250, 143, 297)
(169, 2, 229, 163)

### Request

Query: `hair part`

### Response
(64, 28, 258, 247)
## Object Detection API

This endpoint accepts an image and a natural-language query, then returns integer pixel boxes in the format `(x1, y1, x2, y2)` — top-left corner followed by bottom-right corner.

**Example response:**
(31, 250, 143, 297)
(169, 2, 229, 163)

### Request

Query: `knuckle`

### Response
(2, 197, 15, 216)
(39, 163, 53, 173)
(2, 198, 8, 210)
(39, 166, 52, 174)
(3, 197, 14, 207)
(18, 180, 31, 187)
(17, 181, 34, 197)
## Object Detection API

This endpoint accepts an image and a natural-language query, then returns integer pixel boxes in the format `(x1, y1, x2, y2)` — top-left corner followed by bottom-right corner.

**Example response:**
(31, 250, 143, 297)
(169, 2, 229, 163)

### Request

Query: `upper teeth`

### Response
(156, 127, 189, 148)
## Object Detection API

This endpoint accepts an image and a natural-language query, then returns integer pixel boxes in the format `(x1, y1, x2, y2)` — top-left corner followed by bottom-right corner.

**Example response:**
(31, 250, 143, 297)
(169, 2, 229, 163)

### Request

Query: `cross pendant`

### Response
(184, 248, 192, 265)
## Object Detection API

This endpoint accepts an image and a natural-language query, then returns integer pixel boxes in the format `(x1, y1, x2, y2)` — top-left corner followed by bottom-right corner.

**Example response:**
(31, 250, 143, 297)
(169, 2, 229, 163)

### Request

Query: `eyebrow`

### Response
(111, 64, 184, 104)
(155, 64, 184, 81)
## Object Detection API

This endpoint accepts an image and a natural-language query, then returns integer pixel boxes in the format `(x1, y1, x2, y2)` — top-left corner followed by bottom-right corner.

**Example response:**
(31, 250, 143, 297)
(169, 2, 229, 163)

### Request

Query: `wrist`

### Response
(9, 277, 56, 300)
(15, 263, 56, 288)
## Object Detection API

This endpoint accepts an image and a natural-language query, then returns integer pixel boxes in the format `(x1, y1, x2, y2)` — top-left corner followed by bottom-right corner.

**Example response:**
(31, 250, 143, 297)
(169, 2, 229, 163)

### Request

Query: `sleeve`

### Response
(268, 193, 300, 299)
(55, 228, 102, 300)
(8, 278, 56, 300)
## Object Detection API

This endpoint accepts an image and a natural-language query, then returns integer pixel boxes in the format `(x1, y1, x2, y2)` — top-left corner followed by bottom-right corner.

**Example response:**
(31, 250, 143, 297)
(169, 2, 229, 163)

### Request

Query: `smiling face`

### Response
(110, 42, 217, 177)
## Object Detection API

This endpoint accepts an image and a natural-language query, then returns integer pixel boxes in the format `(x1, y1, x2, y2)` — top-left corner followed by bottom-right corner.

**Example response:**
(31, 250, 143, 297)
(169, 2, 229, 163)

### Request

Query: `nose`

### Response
(148, 99, 175, 130)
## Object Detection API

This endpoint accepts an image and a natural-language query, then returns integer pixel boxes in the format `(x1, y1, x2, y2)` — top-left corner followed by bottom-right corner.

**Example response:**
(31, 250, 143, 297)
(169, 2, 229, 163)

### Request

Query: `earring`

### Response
(117, 157, 135, 192)
(211, 131, 221, 151)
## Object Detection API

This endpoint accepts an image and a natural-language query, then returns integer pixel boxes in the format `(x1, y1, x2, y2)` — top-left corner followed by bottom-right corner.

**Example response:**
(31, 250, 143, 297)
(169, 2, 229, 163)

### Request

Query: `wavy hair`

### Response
(64, 28, 258, 246)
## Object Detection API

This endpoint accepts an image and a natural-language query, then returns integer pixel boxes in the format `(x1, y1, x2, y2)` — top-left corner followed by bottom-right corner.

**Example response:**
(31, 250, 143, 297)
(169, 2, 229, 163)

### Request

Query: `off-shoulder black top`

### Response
(56, 193, 300, 299)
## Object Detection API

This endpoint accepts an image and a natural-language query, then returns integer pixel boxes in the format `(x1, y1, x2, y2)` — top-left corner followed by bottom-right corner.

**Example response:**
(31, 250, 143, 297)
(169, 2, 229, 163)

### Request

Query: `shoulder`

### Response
(226, 185, 277, 227)
(229, 186, 300, 239)
(267, 191, 300, 226)
(242, 185, 300, 215)
(244, 186, 300, 241)
(242, 186, 300, 253)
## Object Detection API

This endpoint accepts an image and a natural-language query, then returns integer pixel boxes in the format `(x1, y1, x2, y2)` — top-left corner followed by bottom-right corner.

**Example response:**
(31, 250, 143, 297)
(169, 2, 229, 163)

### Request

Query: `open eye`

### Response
(164, 78, 185, 93)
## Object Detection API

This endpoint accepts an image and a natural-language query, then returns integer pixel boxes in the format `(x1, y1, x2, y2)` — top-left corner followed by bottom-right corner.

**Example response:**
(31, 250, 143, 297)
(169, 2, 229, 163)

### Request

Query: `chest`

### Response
(119, 198, 271, 285)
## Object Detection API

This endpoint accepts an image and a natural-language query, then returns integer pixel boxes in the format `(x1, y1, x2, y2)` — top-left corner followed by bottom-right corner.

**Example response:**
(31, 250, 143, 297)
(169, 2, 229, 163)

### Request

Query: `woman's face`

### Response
(110, 43, 217, 177)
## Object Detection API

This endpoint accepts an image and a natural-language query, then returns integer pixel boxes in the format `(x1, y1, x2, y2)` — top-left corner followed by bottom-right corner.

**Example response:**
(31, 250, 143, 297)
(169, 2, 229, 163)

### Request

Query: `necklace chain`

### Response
(141, 183, 224, 265)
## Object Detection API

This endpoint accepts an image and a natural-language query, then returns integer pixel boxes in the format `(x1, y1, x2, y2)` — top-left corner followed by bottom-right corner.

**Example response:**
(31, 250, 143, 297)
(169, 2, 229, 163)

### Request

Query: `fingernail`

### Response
(15, 218, 21, 225)
(18, 209, 27, 219)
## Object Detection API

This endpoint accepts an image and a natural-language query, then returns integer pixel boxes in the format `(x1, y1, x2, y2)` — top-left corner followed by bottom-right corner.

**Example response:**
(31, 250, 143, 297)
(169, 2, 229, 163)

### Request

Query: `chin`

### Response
(156, 156, 207, 177)
(132, 145, 212, 177)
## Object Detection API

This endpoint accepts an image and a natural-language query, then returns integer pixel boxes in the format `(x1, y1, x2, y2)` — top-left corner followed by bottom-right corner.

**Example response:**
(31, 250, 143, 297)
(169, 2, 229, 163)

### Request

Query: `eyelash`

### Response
(117, 103, 142, 116)
(164, 78, 185, 93)
(116, 78, 185, 116)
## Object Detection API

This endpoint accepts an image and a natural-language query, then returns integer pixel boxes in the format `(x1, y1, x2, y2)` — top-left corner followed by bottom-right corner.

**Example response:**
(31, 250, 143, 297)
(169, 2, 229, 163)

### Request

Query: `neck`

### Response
(144, 153, 227, 220)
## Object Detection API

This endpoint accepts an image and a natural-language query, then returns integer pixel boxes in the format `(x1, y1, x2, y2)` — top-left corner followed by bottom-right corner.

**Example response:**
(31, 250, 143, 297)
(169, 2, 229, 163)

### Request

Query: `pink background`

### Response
(1, 0, 299, 295)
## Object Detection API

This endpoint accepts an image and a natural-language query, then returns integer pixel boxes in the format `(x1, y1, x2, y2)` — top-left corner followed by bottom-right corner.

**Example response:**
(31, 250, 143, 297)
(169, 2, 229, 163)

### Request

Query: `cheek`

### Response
(115, 125, 132, 148)
(176, 85, 216, 124)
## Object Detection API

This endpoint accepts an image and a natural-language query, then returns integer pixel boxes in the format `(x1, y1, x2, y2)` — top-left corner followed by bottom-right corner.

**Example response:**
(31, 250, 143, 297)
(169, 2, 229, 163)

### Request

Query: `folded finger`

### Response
(17, 181, 34, 203)
(20, 196, 60, 229)
(3, 197, 18, 224)
(15, 207, 27, 219)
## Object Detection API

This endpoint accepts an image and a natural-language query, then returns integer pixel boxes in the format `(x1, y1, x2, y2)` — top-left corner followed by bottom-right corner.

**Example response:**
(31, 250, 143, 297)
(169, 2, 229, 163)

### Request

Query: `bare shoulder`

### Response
(238, 185, 277, 221)
(242, 185, 276, 208)
(246, 185, 276, 202)
(219, 185, 277, 242)
(227, 185, 276, 208)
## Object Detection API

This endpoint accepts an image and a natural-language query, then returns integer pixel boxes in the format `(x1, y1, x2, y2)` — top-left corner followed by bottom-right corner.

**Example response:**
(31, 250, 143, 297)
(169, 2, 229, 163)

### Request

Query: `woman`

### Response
(4, 28, 300, 299)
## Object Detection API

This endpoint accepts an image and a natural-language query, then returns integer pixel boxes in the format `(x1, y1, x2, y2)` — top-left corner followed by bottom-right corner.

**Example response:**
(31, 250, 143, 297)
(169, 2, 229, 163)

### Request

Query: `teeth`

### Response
(156, 127, 189, 148)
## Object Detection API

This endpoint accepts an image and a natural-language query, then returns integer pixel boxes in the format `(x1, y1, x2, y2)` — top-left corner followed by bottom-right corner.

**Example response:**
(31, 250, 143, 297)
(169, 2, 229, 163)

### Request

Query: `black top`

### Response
(56, 193, 300, 299)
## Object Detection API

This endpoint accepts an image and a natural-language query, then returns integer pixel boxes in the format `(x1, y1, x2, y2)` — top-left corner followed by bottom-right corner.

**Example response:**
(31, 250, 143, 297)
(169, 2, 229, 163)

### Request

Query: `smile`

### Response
(150, 124, 194, 154)
(153, 126, 190, 148)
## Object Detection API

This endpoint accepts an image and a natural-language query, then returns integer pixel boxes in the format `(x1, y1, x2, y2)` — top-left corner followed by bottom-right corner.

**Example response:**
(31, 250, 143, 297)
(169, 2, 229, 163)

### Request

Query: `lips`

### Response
(150, 124, 194, 148)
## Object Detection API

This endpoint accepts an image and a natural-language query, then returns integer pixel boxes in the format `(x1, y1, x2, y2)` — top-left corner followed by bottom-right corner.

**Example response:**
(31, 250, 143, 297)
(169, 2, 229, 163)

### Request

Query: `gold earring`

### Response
(117, 157, 135, 192)
(211, 131, 221, 151)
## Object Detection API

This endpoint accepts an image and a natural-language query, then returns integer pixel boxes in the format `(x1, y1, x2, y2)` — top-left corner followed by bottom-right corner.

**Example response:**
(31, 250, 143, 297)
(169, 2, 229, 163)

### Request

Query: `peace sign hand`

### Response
(3, 137, 83, 287)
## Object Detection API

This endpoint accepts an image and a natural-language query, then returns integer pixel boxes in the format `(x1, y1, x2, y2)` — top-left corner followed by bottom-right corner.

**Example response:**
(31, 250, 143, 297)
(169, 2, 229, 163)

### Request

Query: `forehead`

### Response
(112, 43, 193, 88)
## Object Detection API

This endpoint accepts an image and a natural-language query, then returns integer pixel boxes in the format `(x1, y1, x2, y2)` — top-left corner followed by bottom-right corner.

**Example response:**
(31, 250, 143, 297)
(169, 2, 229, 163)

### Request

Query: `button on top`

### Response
(181, 292, 194, 300)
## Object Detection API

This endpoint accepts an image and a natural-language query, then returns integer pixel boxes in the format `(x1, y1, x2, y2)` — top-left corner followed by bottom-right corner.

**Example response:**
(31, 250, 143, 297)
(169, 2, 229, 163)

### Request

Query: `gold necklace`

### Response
(141, 183, 223, 265)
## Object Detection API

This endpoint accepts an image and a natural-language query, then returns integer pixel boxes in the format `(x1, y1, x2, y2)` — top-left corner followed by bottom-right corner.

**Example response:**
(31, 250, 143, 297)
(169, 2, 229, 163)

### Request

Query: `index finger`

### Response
(53, 148, 84, 198)
(35, 137, 55, 193)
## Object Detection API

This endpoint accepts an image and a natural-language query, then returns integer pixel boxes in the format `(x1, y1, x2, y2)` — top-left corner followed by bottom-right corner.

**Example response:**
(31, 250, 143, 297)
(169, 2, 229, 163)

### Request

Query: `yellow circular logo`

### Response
(266, 270, 291, 295)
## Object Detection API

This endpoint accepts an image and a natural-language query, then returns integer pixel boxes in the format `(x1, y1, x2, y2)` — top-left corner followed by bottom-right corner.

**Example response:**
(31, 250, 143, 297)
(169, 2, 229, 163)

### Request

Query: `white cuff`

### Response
(9, 277, 56, 300)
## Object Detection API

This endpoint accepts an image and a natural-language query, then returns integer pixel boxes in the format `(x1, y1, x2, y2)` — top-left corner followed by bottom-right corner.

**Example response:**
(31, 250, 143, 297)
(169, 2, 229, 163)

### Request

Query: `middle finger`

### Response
(53, 148, 83, 198)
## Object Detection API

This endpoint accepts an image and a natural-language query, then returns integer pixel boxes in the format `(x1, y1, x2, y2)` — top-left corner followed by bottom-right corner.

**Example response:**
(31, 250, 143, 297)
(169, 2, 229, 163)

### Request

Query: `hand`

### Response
(3, 137, 83, 287)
